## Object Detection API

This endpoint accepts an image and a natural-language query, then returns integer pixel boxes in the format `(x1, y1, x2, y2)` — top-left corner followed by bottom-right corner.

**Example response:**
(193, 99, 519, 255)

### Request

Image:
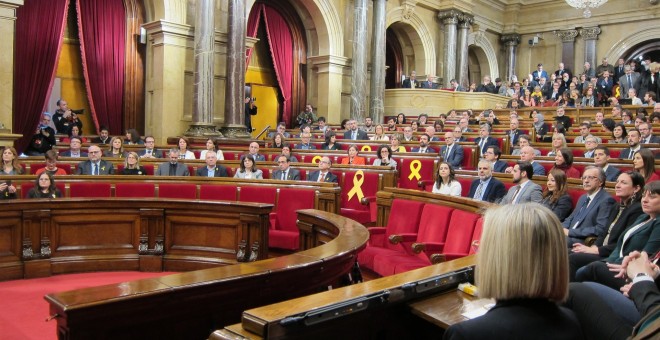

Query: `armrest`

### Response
(584, 236, 597, 247)
(412, 242, 445, 254)
(430, 252, 468, 264)
(418, 179, 434, 189)
(360, 196, 376, 206)
(367, 227, 386, 247)
(361, 196, 378, 224)
(366, 227, 386, 235)
(269, 212, 278, 230)
(388, 233, 417, 245)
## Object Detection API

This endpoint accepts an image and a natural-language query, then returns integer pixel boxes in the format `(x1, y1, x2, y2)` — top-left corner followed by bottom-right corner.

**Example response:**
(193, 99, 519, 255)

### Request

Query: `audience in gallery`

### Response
(444, 203, 583, 340)
(119, 152, 147, 176)
(340, 144, 366, 165)
(541, 168, 573, 222)
(27, 171, 62, 199)
(432, 162, 461, 197)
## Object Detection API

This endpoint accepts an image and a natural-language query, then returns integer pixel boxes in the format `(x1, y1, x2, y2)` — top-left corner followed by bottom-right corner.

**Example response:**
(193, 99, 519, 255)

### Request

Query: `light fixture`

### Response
(565, 0, 608, 18)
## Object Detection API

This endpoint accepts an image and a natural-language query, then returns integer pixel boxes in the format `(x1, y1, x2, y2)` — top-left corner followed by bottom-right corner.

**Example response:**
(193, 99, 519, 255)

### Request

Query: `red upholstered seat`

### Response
(199, 185, 237, 201)
(468, 218, 484, 255)
(567, 188, 583, 209)
(460, 145, 476, 170)
(540, 162, 553, 174)
(115, 183, 155, 198)
(340, 170, 380, 224)
(357, 199, 425, 270)
(269, 188, 316, 250)
(187, 166, 195, 176)
(456, 176, 473, 197)
(396, 158, 435, 189)
(222, 152, 236, 160)
(158, 183, 197, 199)
(69, 182, 112, 198)
(239, 186, 277, 204)
(609, 149, 621, 158)
(21, 183, 66, 198)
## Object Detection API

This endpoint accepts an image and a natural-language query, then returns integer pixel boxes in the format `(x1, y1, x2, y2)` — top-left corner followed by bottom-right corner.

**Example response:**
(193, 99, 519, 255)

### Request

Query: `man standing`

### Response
(440, 132, 463, 168)
(500, 161, 543, 204)
(596, 58, 615, 79)
(139, 136, 164, 159)
(612, 58, 626, 83)
(52, 99, 83, 134)
(532, 63, 548, 85)
(156, 149, 190, 176)
(619, 65, 641, 98)
(195, 151, 228, 177)
(583, 61, 596, 79)
(597, 70, 614, 104)
(402, 71, 418, 88)
(593, 146, 621, 182)
(61, 137, 87, 158)
(412, 134, 436, 154)
(620, 129, 643, 160)
(474, 123, 499, 156)
(307, 156, 338, 183)
(476, 75, 496, 93)
(562, 166, 616, 246)
(468, 160, 506, 203)
(244, 96, 258, 132)
(240, 142, 266, 162)
(555, 62, 572, 79)
(273, 155, 301, 181)
(342, 119, 368, 140)
(75, 145, 114, 175)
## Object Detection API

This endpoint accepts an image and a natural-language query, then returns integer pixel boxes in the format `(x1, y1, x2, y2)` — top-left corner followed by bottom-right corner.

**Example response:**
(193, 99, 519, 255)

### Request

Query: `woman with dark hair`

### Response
(280, 144, 298, 162)
(601, 118, 615, 134)
(200, 138, 224, 160)
(321, 131, 340, 150)
(341, 119, 350, 130)
(396, 113, 406, 125)
(65, 125, 87, 143)
(271, 133, 285, 149)
(27, 172, 62, 198)
(433, 120, 445, 132)
(177, 137, 196, 160)
(541, 169, 573, 222)
(569, 171, 645, 280)
(340, 144, 366, 165)
(533, 110, 550, 142)
(432, 162, 461, 196)
(417, 113, 429, 126)
(124, 128, 144, 145)
(1, 147, 21, 199)
(552, 148, 581, 179)
(610, 122, 628, 144)
(633, 149, 659, 183)
(373, 145, 396, 169)
(233, 155, 263, 179)
(410, 120, 419, 133)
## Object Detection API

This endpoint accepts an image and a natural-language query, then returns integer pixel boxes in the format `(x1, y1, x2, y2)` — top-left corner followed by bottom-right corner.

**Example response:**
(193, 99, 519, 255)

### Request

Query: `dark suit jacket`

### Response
(468, 178, 506, 203)
(155, 162, 190, 176)
(493, 160, 508, 173)
(606, 215, 660, 263)
(61, 150, 88, 157)
(195, 165, 228, 177)
(75, 159, 115, 175)
(629, 280, 660, 339)
(508, 129, 521, 148)
(138, 149, 164, 158)
(473, 136, 499, 155)
(294, 144, 317, 150)
(420, 81, 438, 89)
(440, 144, 464, 168)
(307, 171, 338, 183)
(620, 147, 642, 160)
(444, 299, 583, 340)
(476, 83, 496, 94)
(531, 161, 547, 176)
(542, 193, 573, 222)
(91, 136, 110, 145)
(342, 129, 369, 140)
(272, 168, 301, 181)
(411, 147, 437, 154)
(604, 165, 622, 182)
(595, 201, 644, 257)
(562, 189, 617, 243)
(401, 78, 418, 88)
(532, 70, 549, 83)
(240, 153, 266, 162)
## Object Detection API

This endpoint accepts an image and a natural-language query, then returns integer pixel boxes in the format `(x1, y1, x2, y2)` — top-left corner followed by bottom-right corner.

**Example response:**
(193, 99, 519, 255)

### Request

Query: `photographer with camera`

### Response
(297, 104, 317, 127)
(25, 113, 56, 156)
(244, 96, 257, 133)
(53, 99, 83, 134)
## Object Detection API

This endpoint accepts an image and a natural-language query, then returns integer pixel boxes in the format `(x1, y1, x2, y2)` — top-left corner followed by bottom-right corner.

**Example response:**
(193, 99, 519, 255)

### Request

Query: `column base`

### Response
(219, 125, 251, 138)
(184, 123, 223, 137)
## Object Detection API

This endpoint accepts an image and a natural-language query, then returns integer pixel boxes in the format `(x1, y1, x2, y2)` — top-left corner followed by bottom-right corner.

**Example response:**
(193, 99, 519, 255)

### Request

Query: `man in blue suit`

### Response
(473, 123, 499, 156)
(531, 63, 548, 86)
(562, 166, 616, 246)
(273, 155, 301, 181)
(485, 145, 508, 173)
(468, 160, 506, 203)
(440, 132, 464, 168)
(593, 146, 621, 182)
(411, 134, 437, 154)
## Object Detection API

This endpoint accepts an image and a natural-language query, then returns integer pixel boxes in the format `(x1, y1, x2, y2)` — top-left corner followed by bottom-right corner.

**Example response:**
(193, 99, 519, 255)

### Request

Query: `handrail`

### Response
(255, 124, 271, 140)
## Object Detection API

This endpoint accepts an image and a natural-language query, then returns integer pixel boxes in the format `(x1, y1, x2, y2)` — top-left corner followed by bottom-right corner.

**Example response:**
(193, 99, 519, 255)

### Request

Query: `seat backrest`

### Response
(69, 182, 112, 198)
(341, 170, 380, 212)
(199, 185, 237, 201)
(460, 145, 475, 170)
(456, 177, 473, 197)
(468, 218, 484, 255)
(567, 188, 583, 209)
(115, 183, 155, 198)
(442, 210, 479, 254)
(396, 158, 435, 189)
(239, 186, 277, 204)
(385, 199, 424, 239)
(273, 188, 317, 232)
(416, 204, 453, 244)
(158, 183, 197, 199)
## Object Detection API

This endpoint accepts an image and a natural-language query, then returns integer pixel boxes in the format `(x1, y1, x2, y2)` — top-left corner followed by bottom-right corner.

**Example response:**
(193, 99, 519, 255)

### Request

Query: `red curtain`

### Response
(245, 3, 263, 66)
(76, 0, 125, 135)
(13, 0, 69, 154)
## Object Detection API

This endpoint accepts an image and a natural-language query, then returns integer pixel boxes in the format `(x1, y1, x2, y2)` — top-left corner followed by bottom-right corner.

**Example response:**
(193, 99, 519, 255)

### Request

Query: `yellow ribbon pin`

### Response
(408, 160, 422, 180)
(312, 155, 322, 164)
(346, 170, 365, 201)
(361, 145, 371, 152)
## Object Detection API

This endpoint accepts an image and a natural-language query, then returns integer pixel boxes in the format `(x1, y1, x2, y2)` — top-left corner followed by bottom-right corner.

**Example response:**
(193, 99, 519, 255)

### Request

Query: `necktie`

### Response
(444, 146, 450, 159)
(630, 150, 635, 160)
(474, 182, 485, 201)
(572, 197, 591, 229)
(419, 148, 424, 154)
(479, 139, 486, 153)
(511, 185, 522, 204)
(93, 163, 99, 176)
(628, 75, 632, 90)
(147, 150, 152, 156)
(281, 171, 286, 180)
(318, 172, 325, 182)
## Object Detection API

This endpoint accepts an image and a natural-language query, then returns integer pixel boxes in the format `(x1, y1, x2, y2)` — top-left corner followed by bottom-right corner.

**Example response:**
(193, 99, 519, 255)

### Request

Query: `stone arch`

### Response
(605, 26, 660, 62)
(142, 0, 186, 23)
(468, 31, 499, 80)
(386, 7, 436, 76)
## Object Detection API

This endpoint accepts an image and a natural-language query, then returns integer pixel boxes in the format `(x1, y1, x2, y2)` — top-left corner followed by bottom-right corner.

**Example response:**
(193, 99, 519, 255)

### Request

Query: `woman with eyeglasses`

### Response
(372, 145, 396, 169)
(27, 172, 62, 198)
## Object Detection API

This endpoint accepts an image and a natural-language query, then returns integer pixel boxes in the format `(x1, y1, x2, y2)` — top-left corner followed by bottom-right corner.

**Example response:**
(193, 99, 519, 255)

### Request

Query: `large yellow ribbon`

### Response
(346, 170, 365, 201)
(614, 86, 620, 99)
(361, 145, 371, 152)
(312, 155, 322, 164)
(408, 160, 422, 180)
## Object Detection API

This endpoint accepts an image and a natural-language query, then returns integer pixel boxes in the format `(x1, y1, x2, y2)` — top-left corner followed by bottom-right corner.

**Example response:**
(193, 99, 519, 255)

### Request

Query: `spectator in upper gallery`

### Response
(619, 65, 641, 98)
(476, 75, 497, 93)
(402, 70, 418, 88)
(531, 63, 548, 86)
(448, 78, 465, 92)
(596, 57, 615, 79)
(583, 61, 595, 79)
(554, 62, 572, 79)
(421, 74, 439, 89)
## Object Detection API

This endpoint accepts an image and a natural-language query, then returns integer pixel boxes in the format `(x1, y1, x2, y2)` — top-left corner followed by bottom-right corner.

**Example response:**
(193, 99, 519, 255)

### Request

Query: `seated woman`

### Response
(521, 88, 536, 107)
(271, 133, 285, 149)
(340, 144, 366, 165)
(444, 203, 583, 340)
(1, 147, 21, 199)
(177, 137, 196, 160)
(575, 180, 660, 290)
(321, 131, 340, 151)
(634, 149, 659, 183)
(541, 169, 573, 222)
(61, 125, 87, 144)
(389, 134, 406, 153)
(410, 120, 419, 133)
(120, 152, 147, 175)
(199, 138, 224, 160)
(547, 133, 567, 156)
(36, 150, 68, 176)
(417, 113, 429, 126)
(370, 124, 389, 141)
(372, 145, 396, 169)
(532, 110, 550, 142)
(552, 148, 581, 179)
(27, 172, 62, 198)
(233, 154, 263, 179)
(431, 162, 461, 197)
(124, 128, 144, 145)
(104, 136, 126, 158)
(281, 144, 298, 162)
(610, 122, 628, 144)
(569, 171, 645, 281)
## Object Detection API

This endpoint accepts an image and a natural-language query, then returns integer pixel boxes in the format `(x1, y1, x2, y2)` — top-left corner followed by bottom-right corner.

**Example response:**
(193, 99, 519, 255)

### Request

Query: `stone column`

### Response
(456, 13, 473, 89)
(501, 34, 521, 82)
(0, 0, 22, 135)
(554, 29, 579, 75)
(350, 0, 368, 121)
(437, 10, 460, 84)
(308, 55, 350, 126)
(369, 0, 387, 124)
(185, 0, 219, 137)
(580, 26, 601, 71)
(221, 0, 249, 138)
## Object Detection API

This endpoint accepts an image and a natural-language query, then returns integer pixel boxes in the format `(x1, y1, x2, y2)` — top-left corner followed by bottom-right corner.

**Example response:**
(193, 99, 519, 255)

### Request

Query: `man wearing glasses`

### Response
(273, 155, 300, 181)
(307, 156, 338, 183)
(562, 166, 616, 247)
(75, 145, 115, 175)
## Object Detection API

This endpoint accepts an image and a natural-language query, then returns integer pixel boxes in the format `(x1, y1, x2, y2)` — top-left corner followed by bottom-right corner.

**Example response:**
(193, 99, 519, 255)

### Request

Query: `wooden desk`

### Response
(409, 290, 493, 329)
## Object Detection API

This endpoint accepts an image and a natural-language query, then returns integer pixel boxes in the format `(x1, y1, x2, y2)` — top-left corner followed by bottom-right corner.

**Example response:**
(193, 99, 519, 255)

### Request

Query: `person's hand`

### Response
(620, 282, 634, 297)
(0, 183, 7, 191)
(63, 109, 72, 118)
(563, 228, 569, 236)
(572, 243, 598, 254)
(626, 251, 658, 280)
(608, 262, 627, 279)
(504, 166, 513, 174)
(7, 184, 16, 194)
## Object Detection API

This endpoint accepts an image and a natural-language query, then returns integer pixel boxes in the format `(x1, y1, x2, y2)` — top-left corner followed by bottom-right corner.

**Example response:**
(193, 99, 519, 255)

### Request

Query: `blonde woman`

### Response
(370, 124, 389, 141)
(120, 152, 146, 175)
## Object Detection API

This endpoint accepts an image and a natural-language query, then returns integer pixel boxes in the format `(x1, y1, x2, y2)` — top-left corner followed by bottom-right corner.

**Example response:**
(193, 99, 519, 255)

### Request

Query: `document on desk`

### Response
(461, 303, 494, 319)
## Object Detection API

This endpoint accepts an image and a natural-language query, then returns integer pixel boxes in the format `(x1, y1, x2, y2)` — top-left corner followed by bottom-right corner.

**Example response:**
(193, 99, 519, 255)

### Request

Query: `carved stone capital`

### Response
(501, 33, 521, 46)
(580, 26, 601, 40)
(401, 1, 415, 21)
(437, 9, 461, 25)
(184, 123, 223, 137)
(457, 13, 474, 27)
(555, 29, 579, 43)
(219, 125, 252, 138)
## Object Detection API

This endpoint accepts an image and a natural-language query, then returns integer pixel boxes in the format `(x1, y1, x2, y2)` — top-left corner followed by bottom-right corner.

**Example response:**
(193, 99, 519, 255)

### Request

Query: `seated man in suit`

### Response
(506, 146, 546, 176)
(156, 148, 190, 176)
(420, 74, 438, 89)
(195, 150, 228, 177)
(401, 70, 418, 88)
(411, 134, 436, 154)
(501, 161, 543, 204)
(91, 126, 110, 145)
(294, 132, 316, 150)
(508, 118, 521, 151)
(138, 136, 164, 159)
(424, 126, 440, 141)
(593, 146, 622, 182)
(343, 119, 369, 140)
(307, 156, 338, 183)
(583, 136, 599, 158)
(562, 166, 616, 246)
(75, 145, 114, 175)
(273, 155, 301, 181)
(61, 137, 88, 158)
(639, 122, 660, 144)
(485, 145, 508, 173)
(468, 160, 506, 203)
(452, 126, 467, 142)
(267, 122, 291, 138)
(440, 132, 464, 168)
(474, 123, 499, 156)
(574, 122, 602, 144)
(240, 142, 266, 162)
(620, 128, 643, 160)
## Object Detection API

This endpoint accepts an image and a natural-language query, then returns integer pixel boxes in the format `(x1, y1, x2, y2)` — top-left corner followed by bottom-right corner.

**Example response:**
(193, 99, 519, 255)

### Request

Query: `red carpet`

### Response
(0, 271, 175, 340)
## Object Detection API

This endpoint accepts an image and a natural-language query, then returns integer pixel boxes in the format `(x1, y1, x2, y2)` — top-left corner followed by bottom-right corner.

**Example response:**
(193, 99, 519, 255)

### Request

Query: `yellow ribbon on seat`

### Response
(312, 155, 322, 164)
(408, 160, 422, 180)
(346, 170, 365, 201)
(361, 145, 371, 152)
